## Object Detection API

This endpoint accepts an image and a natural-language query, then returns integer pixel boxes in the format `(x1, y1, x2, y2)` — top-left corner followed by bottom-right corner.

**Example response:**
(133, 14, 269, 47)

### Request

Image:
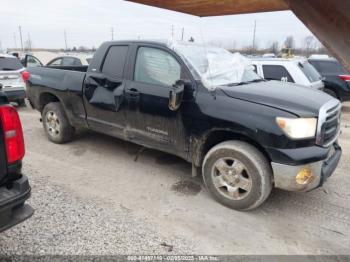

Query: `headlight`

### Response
(276, 117, 317, 139)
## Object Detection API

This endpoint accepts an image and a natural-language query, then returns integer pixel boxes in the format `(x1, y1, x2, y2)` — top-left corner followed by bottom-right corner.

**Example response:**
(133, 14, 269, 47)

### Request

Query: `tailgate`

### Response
(0, 175, 33, 232)
(0, 71, 23, 88)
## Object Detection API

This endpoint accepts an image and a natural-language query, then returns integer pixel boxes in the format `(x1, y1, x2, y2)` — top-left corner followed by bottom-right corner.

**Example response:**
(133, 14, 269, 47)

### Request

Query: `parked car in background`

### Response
(251, 58, 324, 90)
(26, 41, 342, 211)
(309, 54, 330, 59)
(309, 57, 350, 101)
(0, 84, 33, 232)
(46, 54, 92, 67)
(0, 54, 29, 105)
(262, 53, 276, 58)
(20, 52, 93, 69)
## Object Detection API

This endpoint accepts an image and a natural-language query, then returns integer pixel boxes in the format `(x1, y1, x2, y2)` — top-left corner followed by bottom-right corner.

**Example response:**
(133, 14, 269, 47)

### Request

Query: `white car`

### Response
(0, 54, 29, 105)
(251, 58, 324, 90)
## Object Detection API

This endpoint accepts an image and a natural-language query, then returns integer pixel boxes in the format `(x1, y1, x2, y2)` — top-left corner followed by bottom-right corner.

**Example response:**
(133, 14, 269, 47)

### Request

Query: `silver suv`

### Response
(0, 54, 29, 105)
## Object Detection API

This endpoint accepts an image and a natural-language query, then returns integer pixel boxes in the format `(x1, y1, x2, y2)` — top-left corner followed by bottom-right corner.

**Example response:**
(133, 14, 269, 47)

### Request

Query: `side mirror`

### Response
(169, 80, 185, 111)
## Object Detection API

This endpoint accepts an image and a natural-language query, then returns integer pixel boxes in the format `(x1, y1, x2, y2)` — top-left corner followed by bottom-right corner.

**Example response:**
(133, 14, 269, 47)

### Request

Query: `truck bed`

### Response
(44, 65, 88, 72)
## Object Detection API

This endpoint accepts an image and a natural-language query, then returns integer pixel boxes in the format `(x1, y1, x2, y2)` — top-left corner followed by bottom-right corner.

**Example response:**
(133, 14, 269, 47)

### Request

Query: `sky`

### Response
(0, 0, 316, 50)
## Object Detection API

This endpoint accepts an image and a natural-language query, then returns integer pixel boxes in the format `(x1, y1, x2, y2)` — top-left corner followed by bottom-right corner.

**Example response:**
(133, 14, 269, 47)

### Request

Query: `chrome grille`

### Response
(316, 99, 341, 147)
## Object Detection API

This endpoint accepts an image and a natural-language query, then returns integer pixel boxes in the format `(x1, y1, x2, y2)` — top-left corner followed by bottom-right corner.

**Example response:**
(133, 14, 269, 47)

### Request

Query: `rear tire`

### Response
(202, 141, 272, 211)
(42, 102, 74, 144)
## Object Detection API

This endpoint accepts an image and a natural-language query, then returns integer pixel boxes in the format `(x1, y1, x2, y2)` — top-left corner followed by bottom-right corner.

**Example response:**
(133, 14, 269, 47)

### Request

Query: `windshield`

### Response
(170, 42, 261, 89)
(298, 61, 321, 83)
(310, 60, 348, 75)
(0, 57, 23, 71)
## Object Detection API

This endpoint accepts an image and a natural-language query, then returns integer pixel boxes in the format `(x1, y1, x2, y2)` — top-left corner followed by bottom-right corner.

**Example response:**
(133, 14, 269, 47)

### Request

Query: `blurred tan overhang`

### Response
(127, 0, 289, 17)
(126, 0, 350, 71)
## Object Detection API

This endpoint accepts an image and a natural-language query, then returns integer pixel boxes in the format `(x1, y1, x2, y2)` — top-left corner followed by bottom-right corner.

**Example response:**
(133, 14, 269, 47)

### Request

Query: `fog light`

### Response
(296, 168, 314, 185)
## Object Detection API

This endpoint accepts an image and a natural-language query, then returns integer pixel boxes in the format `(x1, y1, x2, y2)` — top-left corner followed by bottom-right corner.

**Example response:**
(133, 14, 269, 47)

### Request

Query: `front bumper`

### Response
(0, 176, 34, 232)
(3, 90, 26, 101)
(272, 143, 342, 192)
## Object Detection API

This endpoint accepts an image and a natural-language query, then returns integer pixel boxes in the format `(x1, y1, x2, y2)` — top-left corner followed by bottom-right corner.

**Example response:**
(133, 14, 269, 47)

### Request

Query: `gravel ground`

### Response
(0, 174, 195, 255)
(1, 106, 350, 255)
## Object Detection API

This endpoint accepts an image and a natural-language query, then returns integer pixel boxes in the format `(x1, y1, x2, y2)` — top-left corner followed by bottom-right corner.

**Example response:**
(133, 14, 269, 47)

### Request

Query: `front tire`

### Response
(42, 102, 74, 144)
(202, 141, 272, 210)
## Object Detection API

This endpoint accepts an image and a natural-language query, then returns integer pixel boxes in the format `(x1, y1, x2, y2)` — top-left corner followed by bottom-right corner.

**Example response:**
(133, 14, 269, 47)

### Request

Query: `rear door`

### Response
(124, 44, 190, 156)
(83, 45, 129, 138)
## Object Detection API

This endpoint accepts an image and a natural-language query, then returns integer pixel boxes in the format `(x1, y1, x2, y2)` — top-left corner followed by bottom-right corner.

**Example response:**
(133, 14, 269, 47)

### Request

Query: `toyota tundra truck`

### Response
(26, 41, 342, 210)
(0, 84, 33, 232)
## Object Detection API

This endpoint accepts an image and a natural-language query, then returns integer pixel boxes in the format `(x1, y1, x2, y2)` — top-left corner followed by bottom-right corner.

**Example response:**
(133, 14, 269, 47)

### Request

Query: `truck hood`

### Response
(219, 80, 333, 117)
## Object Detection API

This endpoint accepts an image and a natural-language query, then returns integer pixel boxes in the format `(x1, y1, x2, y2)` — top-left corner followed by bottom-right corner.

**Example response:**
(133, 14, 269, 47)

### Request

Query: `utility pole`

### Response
(252, 20, 257, 54)
(64, 30, 68, 51)
(181, 27, 184, 41)
(18, 26, 24, 51)
(111, 27, 114, 40)
(13, 33, 17, 48)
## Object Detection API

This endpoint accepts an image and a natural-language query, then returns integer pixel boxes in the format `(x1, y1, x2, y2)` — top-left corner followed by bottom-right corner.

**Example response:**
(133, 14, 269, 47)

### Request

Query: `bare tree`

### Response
(78, 46, 89, 52)
(284, 36, 295, 49)
(271, 41, 279, 55)
(303, 35, 317, 57)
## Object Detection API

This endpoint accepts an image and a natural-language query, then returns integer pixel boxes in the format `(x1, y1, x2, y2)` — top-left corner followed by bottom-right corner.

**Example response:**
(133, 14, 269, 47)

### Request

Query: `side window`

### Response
(262, 65, 294, 83)
(48, 58, 62, 66)
(102, 46, 129, 78)
(134, 47, 181, 86)
(62, 57, 82, 66)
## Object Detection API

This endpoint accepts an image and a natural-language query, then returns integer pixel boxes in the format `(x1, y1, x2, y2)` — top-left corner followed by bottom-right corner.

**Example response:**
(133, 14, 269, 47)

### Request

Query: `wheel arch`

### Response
(191, 129, 271, 169)
(38, 92, 61, 112)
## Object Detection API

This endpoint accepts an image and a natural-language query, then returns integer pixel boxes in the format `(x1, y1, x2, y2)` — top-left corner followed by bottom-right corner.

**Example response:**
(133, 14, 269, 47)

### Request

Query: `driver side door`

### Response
(125, 45, 189, 157)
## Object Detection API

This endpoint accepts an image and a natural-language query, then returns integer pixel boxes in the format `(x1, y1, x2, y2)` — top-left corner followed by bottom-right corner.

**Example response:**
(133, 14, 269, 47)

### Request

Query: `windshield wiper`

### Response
(225, 79, 265, 87)
(246, 79, 266, 83)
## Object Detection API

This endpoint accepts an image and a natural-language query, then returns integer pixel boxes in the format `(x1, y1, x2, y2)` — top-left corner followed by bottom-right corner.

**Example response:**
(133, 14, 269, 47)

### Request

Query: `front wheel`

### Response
(202, 141, 273, 210)
(42, 102, 74, 144)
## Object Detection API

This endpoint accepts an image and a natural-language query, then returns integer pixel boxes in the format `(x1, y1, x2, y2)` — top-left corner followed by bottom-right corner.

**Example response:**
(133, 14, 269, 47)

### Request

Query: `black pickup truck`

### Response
(0, 84, 33, 232)
(26, 41, 342, 210)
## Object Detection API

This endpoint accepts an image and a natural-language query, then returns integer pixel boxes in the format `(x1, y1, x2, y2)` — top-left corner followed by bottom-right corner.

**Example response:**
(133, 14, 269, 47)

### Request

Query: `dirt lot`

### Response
(1, 105, 350, 255)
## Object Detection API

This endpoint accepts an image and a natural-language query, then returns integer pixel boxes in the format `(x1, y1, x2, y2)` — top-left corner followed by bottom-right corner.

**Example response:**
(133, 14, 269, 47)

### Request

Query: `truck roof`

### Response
(102, 40, 169, 47)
